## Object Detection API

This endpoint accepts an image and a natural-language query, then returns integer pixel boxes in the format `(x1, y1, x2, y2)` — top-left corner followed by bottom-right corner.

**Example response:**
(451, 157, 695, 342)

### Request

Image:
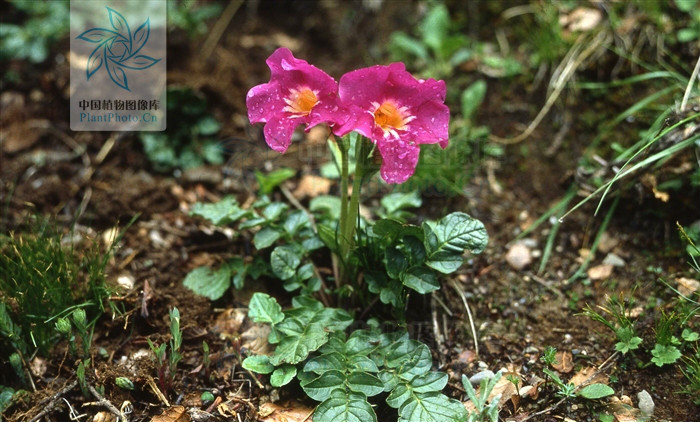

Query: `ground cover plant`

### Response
(1, 1, 699, 422)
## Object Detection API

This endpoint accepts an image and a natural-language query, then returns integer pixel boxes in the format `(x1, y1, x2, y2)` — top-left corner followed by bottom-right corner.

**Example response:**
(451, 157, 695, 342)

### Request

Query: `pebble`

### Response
(468, 370, 495, 386)
(506, 243, 532, 270)
(637, 390, 654, 415)
(602, 253, 626, 267)
(524, 346, 539, 354)
(587, 264, 613, 280)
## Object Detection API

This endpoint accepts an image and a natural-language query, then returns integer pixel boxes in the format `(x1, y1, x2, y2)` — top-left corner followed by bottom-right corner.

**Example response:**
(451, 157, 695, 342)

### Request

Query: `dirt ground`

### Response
(1, 2, 699, 422)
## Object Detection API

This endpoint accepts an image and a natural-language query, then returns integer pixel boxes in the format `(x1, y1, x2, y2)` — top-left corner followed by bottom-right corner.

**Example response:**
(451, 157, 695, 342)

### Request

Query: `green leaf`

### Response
(386, 245, 408, 279)
(578, 383, 614, 399)
(381, 191, 422, 217)
(400, 266, 439, 294)
(190, 196, 250, 225)
(253, 227, 282, 249)
(398, 392, 467, 422)
(284, 210, 310, 236)
(614, 327, 642, 354)
(385, 340, 432, 380)
(0, 387, 15, 414)
(183, 265, 231, 300)
(411, 371, 449, 393)
(424, 212, 488, 274)
(270, 245, 301, 280)
(195, 115, 220, 135)
(262, 202, 288, 221)
(313, 390, 377, 422)
(305, 352, 348, 375)
(675, 0, 698, 13)
(461, 80, 487, 122)
(419, 4, 450, 55)
(347, 372, 384, 397)
(682, 328, 699, 342)
(248, 292, 284, 325)
(256, 168, 296, 194)
(310, 196, 342, 220)
(302, 370, 346, 401)
(242, 355, 274, 374)
(387, 372, 449, 409)
(271, 320, 329, 365)
(389, 32, 429, 61)
(651, 344, 682, 367)
(271, 364, 297, 387)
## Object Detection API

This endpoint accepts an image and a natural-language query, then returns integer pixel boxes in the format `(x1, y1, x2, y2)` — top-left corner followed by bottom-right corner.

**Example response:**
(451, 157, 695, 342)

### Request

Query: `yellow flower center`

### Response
(284, 87, 319, 116)
(371, 101, 415, 137)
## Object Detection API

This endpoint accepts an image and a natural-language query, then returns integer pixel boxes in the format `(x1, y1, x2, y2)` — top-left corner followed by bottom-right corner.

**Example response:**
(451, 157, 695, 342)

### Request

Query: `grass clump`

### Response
(0, 218, 117, 359)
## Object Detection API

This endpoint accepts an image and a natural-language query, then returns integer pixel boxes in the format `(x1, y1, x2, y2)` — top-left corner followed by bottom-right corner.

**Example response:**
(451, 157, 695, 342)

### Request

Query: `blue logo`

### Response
(76, 7, 160, 91)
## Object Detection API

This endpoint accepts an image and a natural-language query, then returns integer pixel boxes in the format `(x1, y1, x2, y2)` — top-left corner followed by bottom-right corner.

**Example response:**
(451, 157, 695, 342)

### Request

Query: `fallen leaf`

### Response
(677, 277, 700, 297)
(151, 405, 190, 422)
(259, 401, 314, 422)
(552, 351, 574, 373)
(293, 174, 331, 199)
(240, 324, 271, 355)
(587, 264, 614, 280)
(212, 308, 247, 339)
(568, 366, 608, 387)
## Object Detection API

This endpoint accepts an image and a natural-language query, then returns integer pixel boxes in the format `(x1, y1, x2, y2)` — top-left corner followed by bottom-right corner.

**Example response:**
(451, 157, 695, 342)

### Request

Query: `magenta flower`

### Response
(334, 63, 449, 184)
(246, 48, 344, 153)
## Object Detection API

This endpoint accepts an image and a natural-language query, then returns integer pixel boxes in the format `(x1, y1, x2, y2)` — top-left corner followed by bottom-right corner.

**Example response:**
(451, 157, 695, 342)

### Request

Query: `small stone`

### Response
(637, 390, 654, 415)
(117, 274, 135, 290)
(469, 370, 495, 386)
(506, 243, 532, 270)
(602, 253, 626, 267)
(587, 264, 614, 280)
(597, 231, 619, 253)
(524, 346, 539, 354)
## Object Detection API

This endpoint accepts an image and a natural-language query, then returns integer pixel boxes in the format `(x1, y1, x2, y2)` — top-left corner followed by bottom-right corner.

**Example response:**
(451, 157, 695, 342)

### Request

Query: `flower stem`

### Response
(338, 137, 372, 285)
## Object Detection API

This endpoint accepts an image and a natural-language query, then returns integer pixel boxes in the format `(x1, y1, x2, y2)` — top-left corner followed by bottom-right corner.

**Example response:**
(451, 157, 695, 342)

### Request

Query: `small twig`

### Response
(200, 0, 244, 60)
(146, 376, 170, 407)
(430, 296, 446, 366)
(87, 384, 123, 421)
(279, 184, 318, 232)
(28, 380, 78, 422)
(449, 279, 479, 357)
(528, 273, 565, 298)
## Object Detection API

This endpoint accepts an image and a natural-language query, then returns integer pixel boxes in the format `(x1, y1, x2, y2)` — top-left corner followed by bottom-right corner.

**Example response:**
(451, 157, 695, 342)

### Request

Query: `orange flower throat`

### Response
(284, 87, 318, 117)
(372, 101, 415, 137)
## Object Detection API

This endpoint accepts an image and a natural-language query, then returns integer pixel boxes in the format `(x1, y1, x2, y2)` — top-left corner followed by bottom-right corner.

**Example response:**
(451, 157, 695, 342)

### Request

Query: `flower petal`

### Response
(376, 138, 420, 184)
(246, 81, 281, 124)
(263, 115, 299, 153)
(408, 100, 450, 147)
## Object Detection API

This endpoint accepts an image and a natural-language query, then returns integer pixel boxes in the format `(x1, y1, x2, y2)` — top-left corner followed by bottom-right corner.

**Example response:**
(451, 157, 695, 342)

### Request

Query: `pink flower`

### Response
(334, 63, 449, 184)
(246, 48, 343, 153)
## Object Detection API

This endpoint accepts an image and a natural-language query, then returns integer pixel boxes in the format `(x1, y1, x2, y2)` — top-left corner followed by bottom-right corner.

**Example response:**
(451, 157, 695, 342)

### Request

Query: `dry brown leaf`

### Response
(552, 351, 574, 373)
(677, 277, 700, 297)
(587, 264, 614, 280)
(607, 396, 640, 422)
(151, 405, 190, 422)
(568, 366, 607, 387)
(241, 324, 271, 355)
(259, 401, 314, 422)
(293, 174, 331, 199)
(212, 308, 247, 339)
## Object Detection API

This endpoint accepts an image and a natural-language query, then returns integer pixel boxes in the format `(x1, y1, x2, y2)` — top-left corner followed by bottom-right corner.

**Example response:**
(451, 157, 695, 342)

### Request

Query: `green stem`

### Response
(337, 136, 372, 287)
